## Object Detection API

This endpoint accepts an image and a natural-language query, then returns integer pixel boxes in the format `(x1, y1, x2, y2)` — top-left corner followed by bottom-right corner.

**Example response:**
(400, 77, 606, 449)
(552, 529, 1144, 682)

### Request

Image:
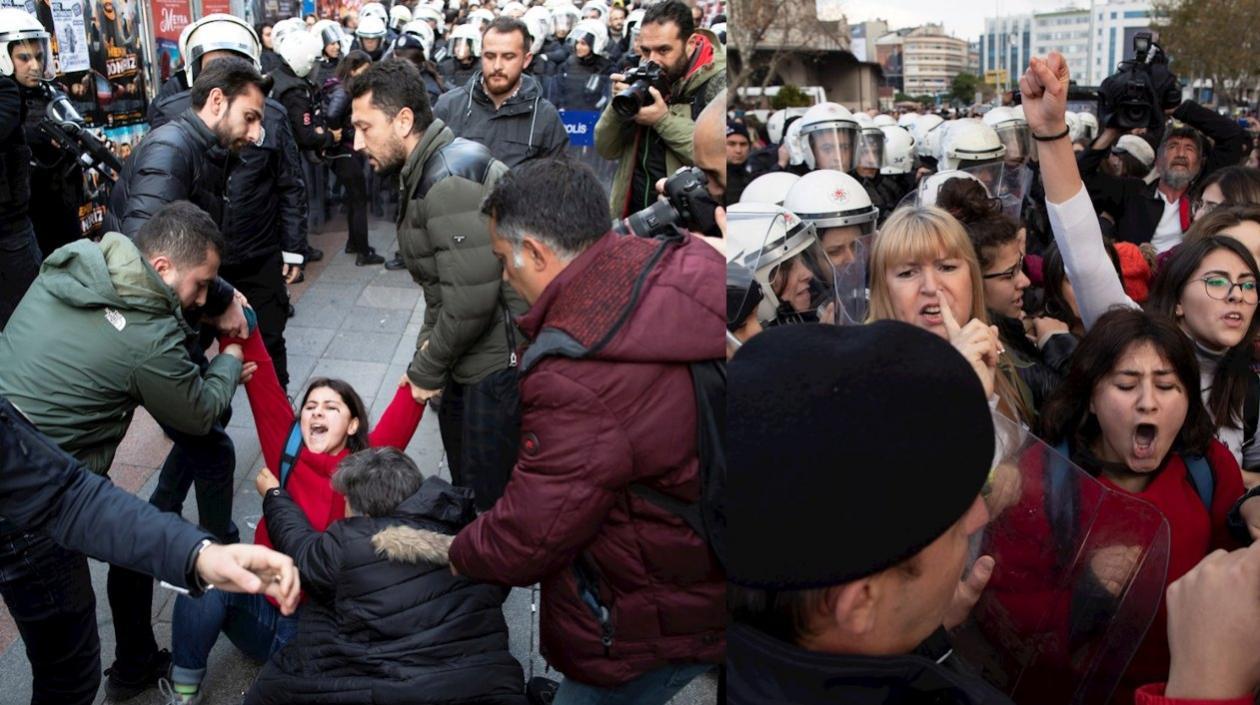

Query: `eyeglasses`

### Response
(1192, 199, 1223, 217)
(982, 254, 1025, 282)
(1199, 275, 1259, 304)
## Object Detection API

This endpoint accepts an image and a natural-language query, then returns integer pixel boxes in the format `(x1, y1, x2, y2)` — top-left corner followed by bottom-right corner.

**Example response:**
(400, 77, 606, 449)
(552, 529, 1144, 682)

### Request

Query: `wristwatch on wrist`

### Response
(185, 538, 215, 597)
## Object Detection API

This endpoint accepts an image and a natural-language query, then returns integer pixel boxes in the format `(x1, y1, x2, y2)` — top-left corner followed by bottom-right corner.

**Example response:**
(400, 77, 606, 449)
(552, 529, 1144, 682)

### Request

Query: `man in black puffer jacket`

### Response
(247, 448, 527, 705)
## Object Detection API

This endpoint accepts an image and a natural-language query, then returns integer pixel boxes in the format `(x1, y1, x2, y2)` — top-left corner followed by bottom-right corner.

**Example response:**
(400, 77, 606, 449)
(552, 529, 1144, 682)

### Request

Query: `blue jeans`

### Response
(551, 663, 713, 705)
(0, 218, 41, 331)
(0, 523, 99, 705)
(171, 590, 299, 687)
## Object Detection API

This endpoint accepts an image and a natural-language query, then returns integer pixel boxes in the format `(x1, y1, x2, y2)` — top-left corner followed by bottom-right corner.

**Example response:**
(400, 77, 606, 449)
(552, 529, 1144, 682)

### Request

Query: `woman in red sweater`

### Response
(161, 328, 426, 704)
(980, 308, 1245, 705)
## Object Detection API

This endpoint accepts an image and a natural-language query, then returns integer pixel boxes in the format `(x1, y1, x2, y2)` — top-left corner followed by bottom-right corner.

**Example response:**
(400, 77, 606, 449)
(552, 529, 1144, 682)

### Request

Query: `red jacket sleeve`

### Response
(367, 383, 426, 450)
(1135, 683, 1253, 705)
(221, 330, 293, 471)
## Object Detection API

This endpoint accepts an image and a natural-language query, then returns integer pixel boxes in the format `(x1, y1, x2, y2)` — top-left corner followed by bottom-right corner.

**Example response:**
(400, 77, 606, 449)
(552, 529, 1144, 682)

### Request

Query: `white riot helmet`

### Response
(710, 21, 726, 43)
(785, 118, 807, 166)
(625, 8, 645, 44)
(796, 102, 860, 172)
(897, 112, 920, 129)
(502, 1, 527, 17)
(271, 17, 306, 49)
(0, 9, 51, 82)
(1079, 111, 1098, 142)
(726, 203, 828, 325)
(916, 169, 987, 208)
(764, 107, 806, 145)
(983, 106, 1031, 165)
(1065, 111, 1083, 142)
(522, 8, 552, 53)
(400, 19, 436, 57)
(449, 22, 482, 59)
(784, 169, 879, 239)
(551, 3, 580, 35)
(276, 29, 322, 78)
(360, 2, 389, 23)
(872, 114, 896, 128)
(739, 172, 800, 206)
(448, 0, 462, 12)
(389, 4, 413, 30)
(567, 18, 608, 56)
(939, 118, 1005, 172)
(313, 19, 352, 56)
(179, 14, 260, 85)
(911, 113, 943, 158)
(468, 8, 496, 31)
(413, 5, 446, 34)
(850, 112, 885, 172)
(356, 15, 388, 40)
(580, 0, 608, 20)
(880, 125, 915, 175)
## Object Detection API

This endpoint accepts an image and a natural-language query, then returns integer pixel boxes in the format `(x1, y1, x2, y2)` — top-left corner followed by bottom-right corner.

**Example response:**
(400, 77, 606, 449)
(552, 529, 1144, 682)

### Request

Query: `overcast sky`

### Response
(837, 0, 1090, 42)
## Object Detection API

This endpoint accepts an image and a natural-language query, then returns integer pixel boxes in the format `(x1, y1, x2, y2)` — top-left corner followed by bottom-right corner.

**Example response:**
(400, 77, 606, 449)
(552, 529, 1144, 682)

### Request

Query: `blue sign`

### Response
(559, 110, 601, 148)
(303, 0, 316, 17)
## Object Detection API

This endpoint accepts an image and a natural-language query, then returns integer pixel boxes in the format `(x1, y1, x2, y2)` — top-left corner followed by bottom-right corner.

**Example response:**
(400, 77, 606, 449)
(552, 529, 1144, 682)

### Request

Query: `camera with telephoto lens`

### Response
(1098, 32, 1181, 132)
(611, 61, 671, 119)
(613, 166, 722, 239)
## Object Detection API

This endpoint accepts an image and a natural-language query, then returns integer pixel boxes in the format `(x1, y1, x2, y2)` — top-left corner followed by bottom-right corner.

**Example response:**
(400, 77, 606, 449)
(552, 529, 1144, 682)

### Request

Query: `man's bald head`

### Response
(694, 95, 726, 198)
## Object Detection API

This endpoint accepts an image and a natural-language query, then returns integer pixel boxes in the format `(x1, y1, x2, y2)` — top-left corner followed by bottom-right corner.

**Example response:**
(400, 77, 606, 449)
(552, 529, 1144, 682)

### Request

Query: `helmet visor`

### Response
(802, 124, 857, 173)
(451, 36, 477, 59)
(7, 35, 53, 82)
(553, 13, 575, 32)
(856, 129, 884, 170)
(763, 236, 839, 323)
(995, 123, 1031, 165)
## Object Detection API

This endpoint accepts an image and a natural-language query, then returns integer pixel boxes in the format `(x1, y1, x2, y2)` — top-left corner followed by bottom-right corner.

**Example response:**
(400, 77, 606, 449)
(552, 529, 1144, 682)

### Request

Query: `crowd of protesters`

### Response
(725, 35, 1260, 704)
(0, 0, 726, 703)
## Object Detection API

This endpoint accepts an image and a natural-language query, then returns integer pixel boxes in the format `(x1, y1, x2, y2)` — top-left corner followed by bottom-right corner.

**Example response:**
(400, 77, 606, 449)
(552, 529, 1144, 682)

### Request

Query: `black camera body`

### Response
(613, 166, 721, 239)
(611, 61, 672, 119)
(1098, 32, 1181, 132)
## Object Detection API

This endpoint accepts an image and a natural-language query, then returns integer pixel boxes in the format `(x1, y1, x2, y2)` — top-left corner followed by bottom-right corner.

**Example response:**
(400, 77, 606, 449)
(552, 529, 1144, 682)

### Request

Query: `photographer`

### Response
(0, 10, 49, 330)
(593, 0, 725, 217)
(1079, 35, 1245, 251)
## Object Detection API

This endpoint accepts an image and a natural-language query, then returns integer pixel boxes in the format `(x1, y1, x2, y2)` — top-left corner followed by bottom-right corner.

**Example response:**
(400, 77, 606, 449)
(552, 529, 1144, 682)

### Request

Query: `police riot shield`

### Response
(895, 165, 1028, 225)
(952, 414, 1171, 705)
(824, 233, 869, 326)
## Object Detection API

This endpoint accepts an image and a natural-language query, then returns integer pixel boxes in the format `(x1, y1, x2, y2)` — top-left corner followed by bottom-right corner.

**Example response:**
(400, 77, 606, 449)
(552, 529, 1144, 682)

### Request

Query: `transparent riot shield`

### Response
(825, 233, 869, 325)
(952, 414, 1172, 705)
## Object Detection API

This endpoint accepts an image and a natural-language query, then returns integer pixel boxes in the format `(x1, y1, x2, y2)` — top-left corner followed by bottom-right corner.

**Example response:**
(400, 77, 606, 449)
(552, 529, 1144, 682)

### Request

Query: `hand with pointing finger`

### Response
(940, 295, 1001, 400)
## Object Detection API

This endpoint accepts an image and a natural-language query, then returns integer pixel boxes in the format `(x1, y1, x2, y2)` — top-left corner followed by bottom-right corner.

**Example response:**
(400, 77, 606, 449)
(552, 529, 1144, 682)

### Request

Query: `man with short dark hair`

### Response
(0, 200, 254, 705)
(433, 17, 568, 168)
(449, 156, 725, 704)
(595, 0, 725, 216)
(726, 119, 752, 203)
(351, 59, 526, 510)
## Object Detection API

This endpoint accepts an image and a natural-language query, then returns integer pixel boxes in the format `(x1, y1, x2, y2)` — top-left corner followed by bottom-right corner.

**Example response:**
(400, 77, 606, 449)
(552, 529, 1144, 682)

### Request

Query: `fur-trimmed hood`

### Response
(372, 525, 454, 565)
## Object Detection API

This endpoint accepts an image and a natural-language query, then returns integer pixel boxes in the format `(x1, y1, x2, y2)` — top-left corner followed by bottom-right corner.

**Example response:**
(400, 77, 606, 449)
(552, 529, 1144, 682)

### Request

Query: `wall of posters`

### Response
(49, 0, 89, 72)
(152, 0, 191, 85)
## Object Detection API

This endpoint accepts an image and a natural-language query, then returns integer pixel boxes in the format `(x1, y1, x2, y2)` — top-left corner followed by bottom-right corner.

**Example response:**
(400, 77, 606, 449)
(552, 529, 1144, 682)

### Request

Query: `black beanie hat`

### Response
(726, 120, 749, 141)
(727, 321, 994, 589)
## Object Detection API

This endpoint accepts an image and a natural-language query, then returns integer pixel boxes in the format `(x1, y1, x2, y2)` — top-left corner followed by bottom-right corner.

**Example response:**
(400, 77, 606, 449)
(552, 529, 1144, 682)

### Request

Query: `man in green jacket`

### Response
(350, 59, 526, 511)
(595, 0, 725, 218)
(0, 200, 250, 705)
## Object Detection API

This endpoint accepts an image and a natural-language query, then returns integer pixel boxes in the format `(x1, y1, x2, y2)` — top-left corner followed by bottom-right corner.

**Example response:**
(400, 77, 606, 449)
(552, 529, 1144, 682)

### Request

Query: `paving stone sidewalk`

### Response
(0, 219, 715, 705)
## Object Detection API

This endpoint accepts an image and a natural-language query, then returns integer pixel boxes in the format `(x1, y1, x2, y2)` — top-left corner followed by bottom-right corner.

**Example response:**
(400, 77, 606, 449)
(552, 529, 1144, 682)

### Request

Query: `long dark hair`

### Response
(335, 49, 373, 83)
(1146, 235, 1260, 429)
(1041, 239, 1122, 330)
(300, 378, 371, 453)
(936, 177, 1021, 270)
(1041, 308, 1215, 459)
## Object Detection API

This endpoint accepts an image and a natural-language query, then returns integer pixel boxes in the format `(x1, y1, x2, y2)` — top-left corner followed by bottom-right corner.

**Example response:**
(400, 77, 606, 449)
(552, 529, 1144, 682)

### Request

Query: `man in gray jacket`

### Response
(433, 17, 568, 168)
(351, 59, 526, 511)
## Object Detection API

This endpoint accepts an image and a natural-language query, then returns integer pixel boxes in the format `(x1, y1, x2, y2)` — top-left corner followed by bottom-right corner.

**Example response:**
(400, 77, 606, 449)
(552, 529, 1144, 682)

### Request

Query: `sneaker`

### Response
(158, 677, 202, 705)
(384, 253, 407, 271)
(104, 649, 172, 701)
(356, 250, 386, 266)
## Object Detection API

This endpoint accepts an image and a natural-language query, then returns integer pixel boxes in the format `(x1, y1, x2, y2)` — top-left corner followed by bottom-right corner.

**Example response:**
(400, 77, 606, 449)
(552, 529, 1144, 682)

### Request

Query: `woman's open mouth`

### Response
(1133, 423, 1158, 460)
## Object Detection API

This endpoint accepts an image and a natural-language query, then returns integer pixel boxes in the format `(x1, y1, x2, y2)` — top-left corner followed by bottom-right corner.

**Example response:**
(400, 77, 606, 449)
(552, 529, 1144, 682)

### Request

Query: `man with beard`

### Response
(351, 59, 527, 511)
(102, 56, 267, 700)
(434, 17, 567, 168)
(594, 0, 725, 217)
(1078, 100, 1245, 251)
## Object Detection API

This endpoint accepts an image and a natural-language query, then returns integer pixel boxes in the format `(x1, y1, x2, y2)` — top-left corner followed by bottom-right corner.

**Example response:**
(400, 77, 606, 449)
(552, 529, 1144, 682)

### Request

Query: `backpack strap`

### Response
(1183, 453, 1215, 513)
(1242, 372, 1260, 461)
(278, 421, 303, 488)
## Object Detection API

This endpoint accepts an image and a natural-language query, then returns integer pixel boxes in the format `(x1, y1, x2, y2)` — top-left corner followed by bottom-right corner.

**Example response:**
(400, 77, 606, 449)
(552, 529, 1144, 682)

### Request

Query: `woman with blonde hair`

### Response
(868, 205, 1037, 425)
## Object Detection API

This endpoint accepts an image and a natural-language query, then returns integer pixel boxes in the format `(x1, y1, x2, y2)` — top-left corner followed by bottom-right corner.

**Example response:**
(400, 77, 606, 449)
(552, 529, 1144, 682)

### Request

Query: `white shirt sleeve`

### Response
(1046, 185, 1140, 330)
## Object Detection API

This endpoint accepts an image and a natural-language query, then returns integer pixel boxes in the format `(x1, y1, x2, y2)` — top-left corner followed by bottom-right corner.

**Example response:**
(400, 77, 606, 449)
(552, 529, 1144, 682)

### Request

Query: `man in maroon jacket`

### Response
(448, 156, 726, 704)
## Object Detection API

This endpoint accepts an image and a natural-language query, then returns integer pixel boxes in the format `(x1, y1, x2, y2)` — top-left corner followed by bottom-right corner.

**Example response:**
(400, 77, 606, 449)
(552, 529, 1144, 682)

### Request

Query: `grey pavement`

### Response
(0, 220, 716, 705)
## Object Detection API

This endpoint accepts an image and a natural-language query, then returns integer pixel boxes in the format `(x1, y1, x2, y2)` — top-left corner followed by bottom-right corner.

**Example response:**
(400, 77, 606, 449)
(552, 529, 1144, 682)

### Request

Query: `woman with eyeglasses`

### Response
(1028, 52, 1260, 482)
(936, 177, 1079, 416)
